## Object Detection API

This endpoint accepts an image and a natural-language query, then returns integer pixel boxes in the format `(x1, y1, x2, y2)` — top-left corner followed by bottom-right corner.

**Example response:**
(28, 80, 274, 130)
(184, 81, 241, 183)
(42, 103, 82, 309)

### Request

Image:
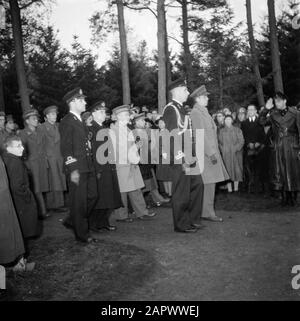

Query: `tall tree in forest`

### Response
(28, 26, 72, 113)
(9, 0, 30, 112)
(246, 0, 265, 107)
(174, 0, 227, 90)
(193, 3, 249, 110)
(90, 0, 131, 104)
(177, 0, 192, 88)
(157, 0, 167, 112)
(267, 0, 284, 92)
(116, 0, 131, 104)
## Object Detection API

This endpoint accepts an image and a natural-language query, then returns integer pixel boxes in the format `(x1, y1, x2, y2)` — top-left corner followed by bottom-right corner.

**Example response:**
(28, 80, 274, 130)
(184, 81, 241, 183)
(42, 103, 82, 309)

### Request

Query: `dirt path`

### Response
(7, 192, 300, 301)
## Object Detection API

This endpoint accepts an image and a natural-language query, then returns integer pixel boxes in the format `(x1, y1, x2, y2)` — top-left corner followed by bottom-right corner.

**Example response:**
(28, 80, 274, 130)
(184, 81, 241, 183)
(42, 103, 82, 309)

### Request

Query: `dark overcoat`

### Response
(218, 126, 244, 182)
(190, 104, 229, 184)
(0, 156, 25, 264)
(259, 107, 300, 191)
(59, 113, 94, 174)
(19, 126, 50, 193)
(89, 120, 122, 209)
(39, 121, 66, 192)
(2, 152, 39, 238)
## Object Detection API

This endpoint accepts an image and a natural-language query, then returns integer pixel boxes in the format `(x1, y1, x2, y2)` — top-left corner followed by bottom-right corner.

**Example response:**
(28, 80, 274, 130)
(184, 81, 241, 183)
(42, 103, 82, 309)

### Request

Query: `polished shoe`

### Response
(116, 217, 134, 223)
(147, 211, 157, 217)
(38, 212, 51, 220)
(192, 223, 205, 229)
(202, 216, 223, 222)
(175, 227, 198, 233)
(137, 212, 156, 220)
(76, 237, 99, 244)
(103, 225, 117, 231)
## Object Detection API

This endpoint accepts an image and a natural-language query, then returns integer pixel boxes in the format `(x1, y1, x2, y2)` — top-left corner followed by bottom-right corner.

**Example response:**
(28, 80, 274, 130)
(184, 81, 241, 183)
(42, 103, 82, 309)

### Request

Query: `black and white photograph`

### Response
(0, 0, 300, 306)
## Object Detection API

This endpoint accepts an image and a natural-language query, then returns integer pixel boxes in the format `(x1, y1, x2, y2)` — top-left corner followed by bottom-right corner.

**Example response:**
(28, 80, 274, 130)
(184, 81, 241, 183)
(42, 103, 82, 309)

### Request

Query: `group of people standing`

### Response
(212, 93, 300, 205)
(1, 76, 300, 298)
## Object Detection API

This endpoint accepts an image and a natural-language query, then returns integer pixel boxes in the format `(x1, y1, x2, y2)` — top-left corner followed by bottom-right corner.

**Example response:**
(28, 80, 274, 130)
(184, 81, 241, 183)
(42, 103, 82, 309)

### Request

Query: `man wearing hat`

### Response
(190, 85, 229, 222)
(59, 88, 98, 244)
(19, 108, 50, 220)
(162, 78, 204, 233)
(39, 106, 67, 211)
(87, 100, 122, 232)
(109, 105, 156, 222)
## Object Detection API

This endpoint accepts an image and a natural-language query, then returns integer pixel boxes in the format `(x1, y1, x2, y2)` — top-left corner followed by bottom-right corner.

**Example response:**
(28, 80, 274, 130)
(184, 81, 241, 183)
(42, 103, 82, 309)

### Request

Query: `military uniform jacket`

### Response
(39, 121, 66, 191)
(19, 126, 50, 193)
(162, 100, 200, 175)
(190, 104, 228, 184)
(59, 113, 94, 174)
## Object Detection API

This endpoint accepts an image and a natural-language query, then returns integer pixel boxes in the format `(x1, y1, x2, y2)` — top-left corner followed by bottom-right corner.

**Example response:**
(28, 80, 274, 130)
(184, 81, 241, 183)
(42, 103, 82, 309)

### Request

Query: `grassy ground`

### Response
(5, 190, 300, 301)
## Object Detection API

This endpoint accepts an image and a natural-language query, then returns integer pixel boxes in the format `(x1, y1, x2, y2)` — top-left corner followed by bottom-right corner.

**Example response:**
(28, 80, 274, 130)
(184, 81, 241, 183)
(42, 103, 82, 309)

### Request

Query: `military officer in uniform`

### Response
(40, 105, 67, 210)
(59, 88, 98, 244)
(190, 85, 229, 222)
(19, 109, 50, 220)
(88, 100, 123, 232)
(162, 78, 204, 233)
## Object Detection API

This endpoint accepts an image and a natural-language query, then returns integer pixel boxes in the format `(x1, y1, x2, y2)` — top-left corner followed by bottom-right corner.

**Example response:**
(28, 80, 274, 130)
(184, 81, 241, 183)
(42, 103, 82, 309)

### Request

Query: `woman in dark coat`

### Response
(218, 115, 244, 192)
(2, 136, 39, 239)
(259, 93, 300, 206)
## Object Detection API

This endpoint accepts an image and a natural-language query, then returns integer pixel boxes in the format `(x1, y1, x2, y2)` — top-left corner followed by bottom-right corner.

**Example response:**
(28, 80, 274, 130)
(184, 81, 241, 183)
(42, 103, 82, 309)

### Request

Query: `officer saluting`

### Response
(162, 78, 204, 233)
(59, 88, 98, 244)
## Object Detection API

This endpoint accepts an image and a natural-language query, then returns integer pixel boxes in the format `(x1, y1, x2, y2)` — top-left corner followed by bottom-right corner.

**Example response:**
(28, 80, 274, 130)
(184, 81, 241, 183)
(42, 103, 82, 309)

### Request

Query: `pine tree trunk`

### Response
(116, 0, 131, 105)
(9, 0, 30, 112)
(181, 0, 192, 89)
(164, 8, 172, 102)
(157, 0, 167, 113)
(267, 0, 284, 92)
(246, 0, 265, 107)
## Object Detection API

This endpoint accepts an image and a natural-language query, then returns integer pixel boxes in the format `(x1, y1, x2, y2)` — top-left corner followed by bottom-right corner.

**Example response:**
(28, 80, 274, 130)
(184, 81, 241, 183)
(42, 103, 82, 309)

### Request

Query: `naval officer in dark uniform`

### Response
(59, 88, 98, 244)
(162, 79, 204, 233)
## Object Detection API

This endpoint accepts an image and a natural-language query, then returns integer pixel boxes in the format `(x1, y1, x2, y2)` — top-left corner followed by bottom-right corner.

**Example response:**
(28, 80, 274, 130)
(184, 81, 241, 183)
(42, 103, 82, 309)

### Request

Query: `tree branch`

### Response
(168, 35, 183, 46)
(124, 4, 157, 18)
(20, 0, 44, 10)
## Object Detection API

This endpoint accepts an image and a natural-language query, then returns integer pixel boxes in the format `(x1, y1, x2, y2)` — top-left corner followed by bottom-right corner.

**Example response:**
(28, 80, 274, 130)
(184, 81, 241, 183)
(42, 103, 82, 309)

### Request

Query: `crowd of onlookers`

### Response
(1, 90, 299, 299)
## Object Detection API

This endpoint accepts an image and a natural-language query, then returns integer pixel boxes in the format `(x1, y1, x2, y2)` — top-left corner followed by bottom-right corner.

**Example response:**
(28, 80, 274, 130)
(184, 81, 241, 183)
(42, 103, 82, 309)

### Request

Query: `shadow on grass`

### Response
(215, 191, 300, 212)
(7, 236, 159, 301)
